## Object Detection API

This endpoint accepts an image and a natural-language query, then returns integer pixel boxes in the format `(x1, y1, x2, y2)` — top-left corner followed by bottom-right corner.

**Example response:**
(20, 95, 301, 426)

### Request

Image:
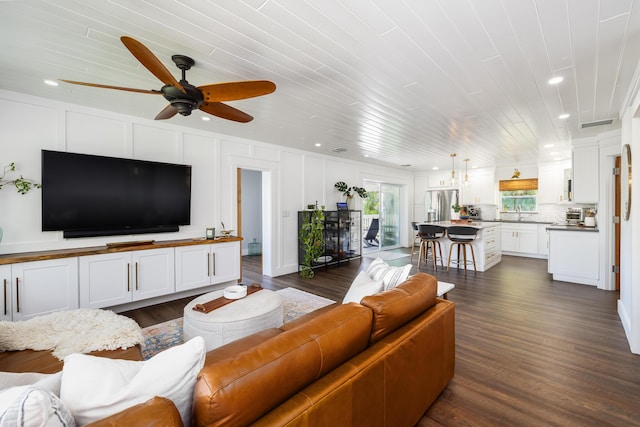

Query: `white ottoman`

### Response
(183, 289, 283, 351)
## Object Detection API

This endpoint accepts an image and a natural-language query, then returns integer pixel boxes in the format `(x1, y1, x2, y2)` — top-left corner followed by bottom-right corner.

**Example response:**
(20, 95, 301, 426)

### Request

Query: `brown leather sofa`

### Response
(5, 272, 455, 427)
(93, 272, 455, 427)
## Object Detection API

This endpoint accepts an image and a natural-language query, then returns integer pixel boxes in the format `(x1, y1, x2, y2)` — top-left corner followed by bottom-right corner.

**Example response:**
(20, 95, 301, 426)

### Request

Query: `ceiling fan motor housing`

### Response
(161, 82, 203, 116)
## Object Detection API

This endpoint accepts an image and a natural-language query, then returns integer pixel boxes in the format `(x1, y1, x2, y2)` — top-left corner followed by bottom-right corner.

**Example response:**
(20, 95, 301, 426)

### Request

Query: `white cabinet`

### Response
(461, 168, 495, 205)
(572, 145, 599, 203)
(3, 259, 79, 321)
(441, 224, 501, 272)
(1, 265, 12, 321)
(79, 248, 175, 309)
(175, 241, 240, 292)
(548, 230, 599, 285)
(427, 171, 457, 189)
(501, 223, 538, 256)
(538, 161, 570, 204)
(537, 224, 549, 257)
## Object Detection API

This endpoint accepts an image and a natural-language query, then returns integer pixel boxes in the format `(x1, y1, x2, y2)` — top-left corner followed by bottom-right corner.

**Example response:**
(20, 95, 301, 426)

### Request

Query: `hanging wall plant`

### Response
(0, 163, 41, 194)
(299, 202, 325, 279)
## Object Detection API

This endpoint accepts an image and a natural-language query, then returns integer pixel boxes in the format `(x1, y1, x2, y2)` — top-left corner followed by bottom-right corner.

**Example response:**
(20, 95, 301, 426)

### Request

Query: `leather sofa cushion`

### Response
(360, 272, 437, 344)
(193, 303, 372, 427)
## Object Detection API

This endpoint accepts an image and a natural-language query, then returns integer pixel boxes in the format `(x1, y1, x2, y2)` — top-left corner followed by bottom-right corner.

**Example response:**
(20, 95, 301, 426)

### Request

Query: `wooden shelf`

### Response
(0, 236, 243, 265)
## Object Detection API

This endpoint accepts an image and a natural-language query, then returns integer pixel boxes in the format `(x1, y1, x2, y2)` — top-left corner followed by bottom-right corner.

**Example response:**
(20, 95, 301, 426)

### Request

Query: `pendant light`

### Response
(463, 158, 470, 187)
(450, 153, 457, 186)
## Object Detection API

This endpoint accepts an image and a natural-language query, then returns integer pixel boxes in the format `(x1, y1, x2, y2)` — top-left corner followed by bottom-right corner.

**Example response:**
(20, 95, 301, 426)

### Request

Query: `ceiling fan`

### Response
(61, 36, 276, 123)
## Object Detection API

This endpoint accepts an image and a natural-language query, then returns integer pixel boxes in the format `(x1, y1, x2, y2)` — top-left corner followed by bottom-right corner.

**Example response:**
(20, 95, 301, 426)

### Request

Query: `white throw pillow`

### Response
(0, 372, 61, 394)
(342, 271, 385, 303)
(0, 386, 75, 427)
(60, 336, 205, 426)
(366, 258, 388, 280)
(380, 264, 412, 290)
(366, 258, 412, 290)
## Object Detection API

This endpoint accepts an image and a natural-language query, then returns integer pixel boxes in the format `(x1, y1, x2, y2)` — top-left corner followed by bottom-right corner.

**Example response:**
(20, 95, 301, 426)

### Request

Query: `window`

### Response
(501, 190, 537, 212)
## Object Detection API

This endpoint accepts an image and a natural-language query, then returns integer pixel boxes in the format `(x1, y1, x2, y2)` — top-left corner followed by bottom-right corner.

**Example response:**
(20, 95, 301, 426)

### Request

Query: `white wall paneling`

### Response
(0, 90, 413, 278)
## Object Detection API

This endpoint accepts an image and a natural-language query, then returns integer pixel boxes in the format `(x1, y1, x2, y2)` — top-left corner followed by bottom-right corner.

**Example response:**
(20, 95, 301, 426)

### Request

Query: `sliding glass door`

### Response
(363, 181, 401, 252)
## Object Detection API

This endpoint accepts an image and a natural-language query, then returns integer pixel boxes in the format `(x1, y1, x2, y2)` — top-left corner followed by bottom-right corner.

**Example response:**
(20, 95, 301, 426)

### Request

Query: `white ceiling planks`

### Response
(0, 0, 638, 170)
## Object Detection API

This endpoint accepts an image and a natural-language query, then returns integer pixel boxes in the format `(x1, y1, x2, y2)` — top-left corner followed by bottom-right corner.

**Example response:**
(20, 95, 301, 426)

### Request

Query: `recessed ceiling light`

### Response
(548, 76, 564, 85)
(201, 116, 210, 121)
(315, 143, 321, 147)
(544, 143, 555, 148)
(550, 151, 559, 155)
(364, 154, 369, 157)
(432, 166, 439, 170)
(558, 113, 570, 119)
(44, 80, 58, 86)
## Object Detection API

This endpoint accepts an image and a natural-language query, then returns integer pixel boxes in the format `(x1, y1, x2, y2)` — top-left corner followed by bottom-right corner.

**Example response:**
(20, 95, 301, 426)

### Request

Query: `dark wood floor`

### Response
(121, 251, 640, 426)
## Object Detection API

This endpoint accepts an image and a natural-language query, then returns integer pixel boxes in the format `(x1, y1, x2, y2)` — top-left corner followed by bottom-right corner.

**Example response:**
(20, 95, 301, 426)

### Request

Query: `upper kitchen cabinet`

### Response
(572, 144, 599, 203)
(427, 171, 457, 189)
(538, 161, 571, 204)
(461, 168, 496, 205)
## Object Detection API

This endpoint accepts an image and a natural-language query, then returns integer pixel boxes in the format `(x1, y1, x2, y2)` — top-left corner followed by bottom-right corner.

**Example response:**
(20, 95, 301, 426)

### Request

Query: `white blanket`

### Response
(0, 309, 144, 359)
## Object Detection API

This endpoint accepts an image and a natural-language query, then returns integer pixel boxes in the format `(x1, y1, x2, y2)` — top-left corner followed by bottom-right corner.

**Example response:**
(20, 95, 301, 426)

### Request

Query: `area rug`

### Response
(363, 251, 411, 261)
(0, 309, 144, 360)
(141, 287, 335, 360)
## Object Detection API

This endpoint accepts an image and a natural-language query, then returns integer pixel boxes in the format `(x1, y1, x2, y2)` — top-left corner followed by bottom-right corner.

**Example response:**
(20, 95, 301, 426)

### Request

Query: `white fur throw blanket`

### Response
(0, 309, 144, 359)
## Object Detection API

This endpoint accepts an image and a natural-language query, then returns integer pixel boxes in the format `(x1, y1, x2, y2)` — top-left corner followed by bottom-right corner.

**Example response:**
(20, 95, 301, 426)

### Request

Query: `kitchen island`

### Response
(419, 221, 502, 272)
(546, 223, 599, 286)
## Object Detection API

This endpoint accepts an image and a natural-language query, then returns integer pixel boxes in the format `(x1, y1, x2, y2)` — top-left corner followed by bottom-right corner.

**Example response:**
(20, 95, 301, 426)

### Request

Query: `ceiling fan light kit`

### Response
(60, 36, 276, 123)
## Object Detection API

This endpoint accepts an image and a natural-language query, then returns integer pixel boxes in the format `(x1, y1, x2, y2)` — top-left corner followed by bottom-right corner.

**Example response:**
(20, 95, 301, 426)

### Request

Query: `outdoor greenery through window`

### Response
(363, 191, 379, 215)
(501, 190, 537, 212)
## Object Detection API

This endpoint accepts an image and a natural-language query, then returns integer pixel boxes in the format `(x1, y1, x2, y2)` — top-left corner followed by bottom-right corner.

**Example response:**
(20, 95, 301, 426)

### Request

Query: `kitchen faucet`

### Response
(516, 205, 521, 221)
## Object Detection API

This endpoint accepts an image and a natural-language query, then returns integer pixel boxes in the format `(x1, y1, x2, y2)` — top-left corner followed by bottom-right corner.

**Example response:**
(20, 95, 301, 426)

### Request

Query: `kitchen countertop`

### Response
(479, 219, 555, 224)
(546, 223, 599, 232)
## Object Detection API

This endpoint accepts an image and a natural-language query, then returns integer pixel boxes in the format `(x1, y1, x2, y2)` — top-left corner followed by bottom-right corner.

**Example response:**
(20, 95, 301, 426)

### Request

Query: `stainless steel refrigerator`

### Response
(425, 189, 459, 222)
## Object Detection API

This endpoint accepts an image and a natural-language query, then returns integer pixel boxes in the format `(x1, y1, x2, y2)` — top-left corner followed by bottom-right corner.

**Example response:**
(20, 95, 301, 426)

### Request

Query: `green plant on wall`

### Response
(299, 203, 325, 278)
(0, 163, 41, 195)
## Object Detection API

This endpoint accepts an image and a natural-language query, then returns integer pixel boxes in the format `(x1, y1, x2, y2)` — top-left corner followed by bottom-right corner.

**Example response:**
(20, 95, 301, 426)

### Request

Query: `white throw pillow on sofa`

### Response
(0, 386, 75, 427)
(342, 270, 385, 303)
(366, 258, 412, 290)
(60, 336, 205, 426)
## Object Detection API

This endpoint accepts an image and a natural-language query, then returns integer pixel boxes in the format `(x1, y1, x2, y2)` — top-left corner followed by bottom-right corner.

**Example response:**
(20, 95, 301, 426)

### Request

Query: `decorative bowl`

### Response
(220, 229, 234, 237)
(224, 285, 247, 299)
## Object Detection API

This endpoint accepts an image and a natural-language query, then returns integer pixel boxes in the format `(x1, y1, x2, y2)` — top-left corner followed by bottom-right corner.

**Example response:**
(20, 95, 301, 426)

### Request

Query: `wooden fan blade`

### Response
(120, 36, 185, 93)
(60, 80, 159, 94)
(198, 80, 276, 102)
(155, 104, 178, 120)
(199, 102, 253, 123)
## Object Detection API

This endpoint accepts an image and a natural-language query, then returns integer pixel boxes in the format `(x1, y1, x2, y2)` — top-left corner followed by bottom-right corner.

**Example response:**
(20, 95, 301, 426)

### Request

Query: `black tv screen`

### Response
(42, 150, 192, 238)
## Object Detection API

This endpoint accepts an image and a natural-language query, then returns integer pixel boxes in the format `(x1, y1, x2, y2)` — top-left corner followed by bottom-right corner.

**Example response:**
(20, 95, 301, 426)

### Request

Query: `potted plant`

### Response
(299, 202, 325, 278)
(451, 203, 461, 220)
(334, 182, 367, 209)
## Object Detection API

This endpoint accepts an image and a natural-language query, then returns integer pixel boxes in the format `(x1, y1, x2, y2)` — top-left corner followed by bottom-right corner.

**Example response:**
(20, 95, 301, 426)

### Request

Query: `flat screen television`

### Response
(41, 150, 192, 238)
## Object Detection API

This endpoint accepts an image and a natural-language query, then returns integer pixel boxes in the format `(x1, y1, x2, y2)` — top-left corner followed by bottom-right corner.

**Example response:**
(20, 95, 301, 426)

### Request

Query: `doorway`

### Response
(362, 181, 401, 254)
(237, 168, 267, 276)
